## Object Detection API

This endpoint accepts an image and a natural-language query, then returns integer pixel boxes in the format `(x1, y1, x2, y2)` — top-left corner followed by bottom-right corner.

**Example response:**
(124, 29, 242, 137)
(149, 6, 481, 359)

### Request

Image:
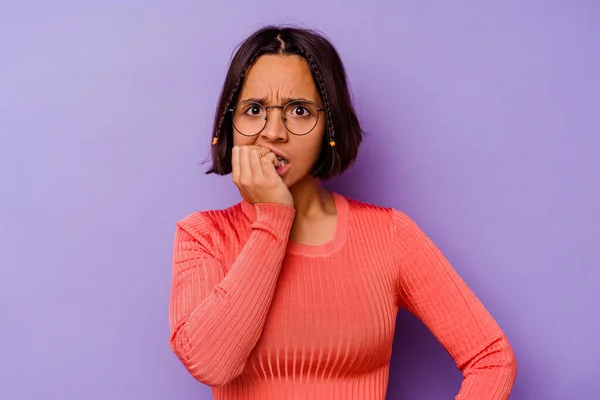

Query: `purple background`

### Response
(1, 1, 599, 399)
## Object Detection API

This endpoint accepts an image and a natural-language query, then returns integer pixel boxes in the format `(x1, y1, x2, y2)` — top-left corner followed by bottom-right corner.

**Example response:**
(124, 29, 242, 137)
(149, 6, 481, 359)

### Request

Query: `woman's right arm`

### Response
(168, 203, 295, 387)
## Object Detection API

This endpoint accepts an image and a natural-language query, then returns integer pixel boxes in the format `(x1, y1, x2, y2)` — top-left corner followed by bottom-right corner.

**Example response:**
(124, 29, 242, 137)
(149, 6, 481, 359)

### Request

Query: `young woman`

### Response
(169, 26, 517, 399)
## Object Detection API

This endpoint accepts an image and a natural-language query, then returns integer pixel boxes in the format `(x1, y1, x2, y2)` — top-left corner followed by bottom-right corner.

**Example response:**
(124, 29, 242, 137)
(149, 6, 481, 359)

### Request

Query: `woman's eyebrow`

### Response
(280, 96, 313, 104)
(238, 96, 268, 104)
(238, 96, 315, 105)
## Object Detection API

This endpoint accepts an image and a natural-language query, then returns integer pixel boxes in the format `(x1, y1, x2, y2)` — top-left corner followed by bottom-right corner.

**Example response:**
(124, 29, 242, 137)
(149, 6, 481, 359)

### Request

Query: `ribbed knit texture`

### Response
(169, 192, 516, 399)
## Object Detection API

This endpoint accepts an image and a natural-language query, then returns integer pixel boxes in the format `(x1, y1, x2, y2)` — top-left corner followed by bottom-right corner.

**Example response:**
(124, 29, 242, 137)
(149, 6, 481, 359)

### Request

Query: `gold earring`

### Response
(212, 137, 219, 145)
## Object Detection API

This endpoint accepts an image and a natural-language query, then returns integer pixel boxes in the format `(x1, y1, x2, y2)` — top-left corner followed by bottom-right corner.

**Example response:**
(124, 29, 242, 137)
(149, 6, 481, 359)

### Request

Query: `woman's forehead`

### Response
(240, 55, 318, 100)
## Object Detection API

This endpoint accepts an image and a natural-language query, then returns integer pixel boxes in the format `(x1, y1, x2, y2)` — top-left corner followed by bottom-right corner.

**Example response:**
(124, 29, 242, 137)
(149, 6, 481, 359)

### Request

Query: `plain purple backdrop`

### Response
(1, 1, 599, 399)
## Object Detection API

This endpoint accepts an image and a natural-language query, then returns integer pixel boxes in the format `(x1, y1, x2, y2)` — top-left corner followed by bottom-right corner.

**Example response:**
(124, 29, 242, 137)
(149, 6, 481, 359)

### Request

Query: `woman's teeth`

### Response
(276, 156, 288, 167)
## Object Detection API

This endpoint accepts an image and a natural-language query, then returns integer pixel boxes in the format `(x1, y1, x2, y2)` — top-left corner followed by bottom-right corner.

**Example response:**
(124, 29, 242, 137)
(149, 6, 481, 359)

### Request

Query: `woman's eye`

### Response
(244, 106, 262, 116)
(292, 106, 310, 116)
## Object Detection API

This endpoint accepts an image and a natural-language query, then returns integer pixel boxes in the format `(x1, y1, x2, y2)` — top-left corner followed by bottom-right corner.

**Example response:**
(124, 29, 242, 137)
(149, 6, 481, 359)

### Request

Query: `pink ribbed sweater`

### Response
(169, 192, 516, 399)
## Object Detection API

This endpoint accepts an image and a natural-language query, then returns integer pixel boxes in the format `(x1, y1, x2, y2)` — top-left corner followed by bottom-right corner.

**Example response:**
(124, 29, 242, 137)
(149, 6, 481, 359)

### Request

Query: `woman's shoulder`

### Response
(341, 193, 415, 229)
(175, 202, 246, 242)
(342, 193, 396, 219)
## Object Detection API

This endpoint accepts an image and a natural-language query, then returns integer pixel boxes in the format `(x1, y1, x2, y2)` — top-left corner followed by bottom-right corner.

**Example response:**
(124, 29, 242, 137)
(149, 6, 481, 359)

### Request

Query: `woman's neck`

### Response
(289, 176, 335, 218)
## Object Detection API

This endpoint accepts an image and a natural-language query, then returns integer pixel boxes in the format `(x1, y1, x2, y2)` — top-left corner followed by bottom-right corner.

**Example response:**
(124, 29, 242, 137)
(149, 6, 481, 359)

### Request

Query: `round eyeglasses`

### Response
(229, 100, 325, 137)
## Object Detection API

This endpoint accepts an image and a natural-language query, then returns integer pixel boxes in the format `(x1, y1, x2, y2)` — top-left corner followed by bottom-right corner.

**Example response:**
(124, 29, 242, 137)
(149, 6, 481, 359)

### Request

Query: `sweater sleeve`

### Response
(168, 203, 296, 387)
(393, 210, 517, 400)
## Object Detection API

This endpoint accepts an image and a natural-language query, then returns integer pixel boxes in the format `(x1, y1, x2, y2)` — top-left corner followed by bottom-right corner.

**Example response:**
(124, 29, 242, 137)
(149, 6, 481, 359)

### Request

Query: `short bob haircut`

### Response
(206, 26, 363, 180)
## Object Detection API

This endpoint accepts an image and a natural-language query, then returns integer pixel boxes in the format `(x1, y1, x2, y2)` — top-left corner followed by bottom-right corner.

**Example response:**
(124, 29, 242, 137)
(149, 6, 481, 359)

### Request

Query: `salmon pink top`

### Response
(169, 192, 516, 399)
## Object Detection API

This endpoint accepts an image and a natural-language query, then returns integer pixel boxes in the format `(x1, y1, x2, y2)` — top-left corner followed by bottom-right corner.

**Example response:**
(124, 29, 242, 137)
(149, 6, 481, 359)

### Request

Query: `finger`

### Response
(261, 152, 278, 180)
(249, 148, 264, 179)
(244, 145, 269, 153)
(231, 146, 240, 184)
(253, 146, 276, 174)
(256, 146, 271, 158)
(239, 146, 252, 185)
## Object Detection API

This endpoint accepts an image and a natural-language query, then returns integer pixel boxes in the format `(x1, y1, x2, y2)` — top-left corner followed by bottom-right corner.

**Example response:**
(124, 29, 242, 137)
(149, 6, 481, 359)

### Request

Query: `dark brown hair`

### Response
(206, 26, 363, 180)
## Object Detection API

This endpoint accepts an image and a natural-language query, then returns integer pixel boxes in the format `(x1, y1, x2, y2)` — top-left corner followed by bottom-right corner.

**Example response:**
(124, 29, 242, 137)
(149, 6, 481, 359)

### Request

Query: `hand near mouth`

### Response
(231, 145, 294, 208)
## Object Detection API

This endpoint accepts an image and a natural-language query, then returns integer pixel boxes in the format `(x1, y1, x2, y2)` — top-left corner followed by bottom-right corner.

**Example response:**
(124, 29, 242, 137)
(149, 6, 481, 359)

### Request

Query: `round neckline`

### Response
(286, 192, 349, 257)
(240, 191, 349, 257)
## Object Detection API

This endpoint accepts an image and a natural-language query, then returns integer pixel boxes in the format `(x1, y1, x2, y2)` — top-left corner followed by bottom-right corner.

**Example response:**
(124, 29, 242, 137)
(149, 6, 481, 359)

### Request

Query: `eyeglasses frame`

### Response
(228, 99, 326, 137)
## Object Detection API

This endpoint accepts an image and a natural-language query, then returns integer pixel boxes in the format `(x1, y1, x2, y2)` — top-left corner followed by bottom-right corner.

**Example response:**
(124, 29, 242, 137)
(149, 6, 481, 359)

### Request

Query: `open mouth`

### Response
(265, 147, 290, 174)
(276, 155, 289, 168)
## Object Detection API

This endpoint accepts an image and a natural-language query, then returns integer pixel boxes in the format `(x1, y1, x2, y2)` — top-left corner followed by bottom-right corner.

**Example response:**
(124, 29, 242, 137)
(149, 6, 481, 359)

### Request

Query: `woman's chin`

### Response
(285, 173, 317, 190)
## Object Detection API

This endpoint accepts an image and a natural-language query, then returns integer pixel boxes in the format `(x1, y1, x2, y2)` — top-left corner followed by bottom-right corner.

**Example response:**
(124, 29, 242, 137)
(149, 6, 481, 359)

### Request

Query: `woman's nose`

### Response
(260, 107, 289, 142)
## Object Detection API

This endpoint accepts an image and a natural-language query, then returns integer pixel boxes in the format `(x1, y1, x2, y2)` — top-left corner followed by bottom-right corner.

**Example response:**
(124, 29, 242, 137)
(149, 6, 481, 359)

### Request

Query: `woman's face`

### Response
(232, 55, 326, 188)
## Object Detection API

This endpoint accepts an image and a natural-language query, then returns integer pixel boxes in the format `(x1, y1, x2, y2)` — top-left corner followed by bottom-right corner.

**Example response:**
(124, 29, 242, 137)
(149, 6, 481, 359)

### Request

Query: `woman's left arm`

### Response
(393, 210, 517, 400)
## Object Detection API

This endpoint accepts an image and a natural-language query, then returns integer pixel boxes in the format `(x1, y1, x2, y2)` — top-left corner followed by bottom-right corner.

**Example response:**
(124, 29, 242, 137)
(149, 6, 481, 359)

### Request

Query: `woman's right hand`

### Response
(232, 145, 294, 208)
